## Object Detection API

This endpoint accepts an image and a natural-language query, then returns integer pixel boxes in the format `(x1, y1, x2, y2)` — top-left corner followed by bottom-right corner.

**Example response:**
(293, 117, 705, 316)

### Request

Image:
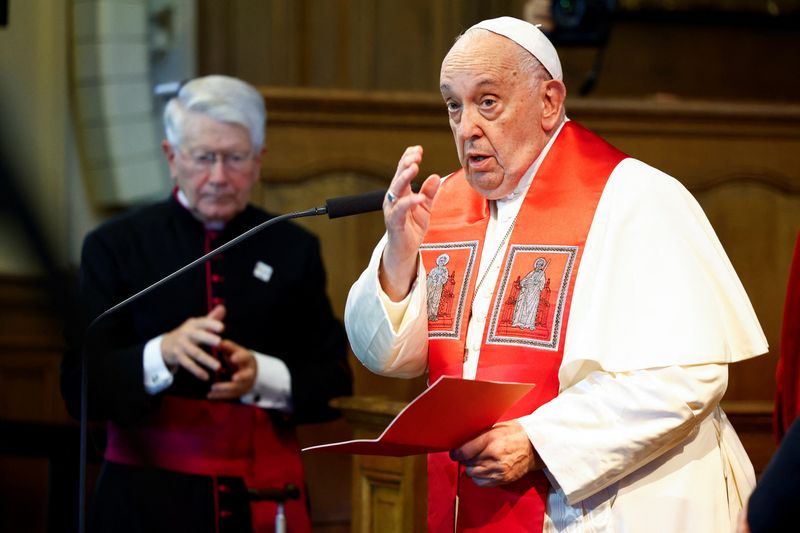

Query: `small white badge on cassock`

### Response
(253, 261, 273, 283)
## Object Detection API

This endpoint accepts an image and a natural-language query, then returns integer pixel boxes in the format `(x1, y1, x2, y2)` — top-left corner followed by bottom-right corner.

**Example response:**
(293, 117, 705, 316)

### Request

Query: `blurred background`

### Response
(1, 0, 799, 531)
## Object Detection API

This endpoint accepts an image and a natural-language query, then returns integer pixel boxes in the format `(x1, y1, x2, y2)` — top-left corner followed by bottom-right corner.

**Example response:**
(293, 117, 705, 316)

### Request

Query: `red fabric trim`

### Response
(106, 396, 311, 532)
(213, 476, 221, 533)
(775, 230, 800, 442)
(422, 121, 626, 532)
(205, 231, 215, 314)
(203, 230, 222, 370)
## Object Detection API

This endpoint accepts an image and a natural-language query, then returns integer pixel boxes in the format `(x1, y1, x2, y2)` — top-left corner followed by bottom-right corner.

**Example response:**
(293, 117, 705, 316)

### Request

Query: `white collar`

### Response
(176, 189, 225, 231)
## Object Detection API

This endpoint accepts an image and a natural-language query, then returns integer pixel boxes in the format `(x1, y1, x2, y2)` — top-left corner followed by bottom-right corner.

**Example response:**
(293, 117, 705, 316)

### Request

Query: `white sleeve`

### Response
(143, 335, 173, 394)
(241, 352, 292, 412)
(521, 363, 727, 505)
(344, 234, 429, 378)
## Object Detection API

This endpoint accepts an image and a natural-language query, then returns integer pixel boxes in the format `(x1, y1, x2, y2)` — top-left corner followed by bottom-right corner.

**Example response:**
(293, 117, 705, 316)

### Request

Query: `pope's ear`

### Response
(541, 79, 566, 131)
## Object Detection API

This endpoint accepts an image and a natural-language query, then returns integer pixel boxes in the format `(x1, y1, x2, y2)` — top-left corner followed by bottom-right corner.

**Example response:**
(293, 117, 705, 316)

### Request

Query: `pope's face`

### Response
(163, 112, 263, 224)
(440, 31, 552, 200)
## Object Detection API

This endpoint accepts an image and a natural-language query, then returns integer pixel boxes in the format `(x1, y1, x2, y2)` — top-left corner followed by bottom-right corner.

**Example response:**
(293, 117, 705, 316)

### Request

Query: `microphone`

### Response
(75, 187, 404, 532)
(325, 184, 421, 219)
(325, 189, 386, 219)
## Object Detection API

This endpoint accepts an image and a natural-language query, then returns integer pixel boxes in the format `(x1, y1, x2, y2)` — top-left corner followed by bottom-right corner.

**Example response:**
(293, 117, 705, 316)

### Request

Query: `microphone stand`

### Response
(248, 483, 302, 533)
(77, 206, 327, 533)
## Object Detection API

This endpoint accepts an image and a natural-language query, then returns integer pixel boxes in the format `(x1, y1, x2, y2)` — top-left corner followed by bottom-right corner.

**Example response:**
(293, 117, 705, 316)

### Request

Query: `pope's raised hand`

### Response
(380, 145, 441, 301)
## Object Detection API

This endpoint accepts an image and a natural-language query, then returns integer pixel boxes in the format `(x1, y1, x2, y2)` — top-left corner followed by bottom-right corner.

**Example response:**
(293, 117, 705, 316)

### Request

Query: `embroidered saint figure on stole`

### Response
(512, 257, 549, 330)
(427, 253, 451, 321)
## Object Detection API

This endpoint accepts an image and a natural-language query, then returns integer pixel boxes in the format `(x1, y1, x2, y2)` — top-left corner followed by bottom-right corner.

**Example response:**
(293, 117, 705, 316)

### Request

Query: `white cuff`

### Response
(240, 351, 293, 412)
(378, 279, 415, 333)
(143, 335, 173, 394)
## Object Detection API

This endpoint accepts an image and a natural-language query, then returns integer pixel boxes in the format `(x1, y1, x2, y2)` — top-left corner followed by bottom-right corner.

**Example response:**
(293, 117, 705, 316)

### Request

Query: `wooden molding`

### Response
(258, 87, 800, 186)
(260, 86, 800, 136)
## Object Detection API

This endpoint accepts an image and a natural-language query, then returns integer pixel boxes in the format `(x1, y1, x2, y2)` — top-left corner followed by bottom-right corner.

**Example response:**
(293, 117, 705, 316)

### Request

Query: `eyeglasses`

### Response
(181, 150, 255, 172)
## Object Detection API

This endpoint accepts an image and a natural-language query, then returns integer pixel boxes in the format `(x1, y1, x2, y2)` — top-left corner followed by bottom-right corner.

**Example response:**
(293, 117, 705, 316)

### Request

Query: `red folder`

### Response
(302, 376, 535, 457)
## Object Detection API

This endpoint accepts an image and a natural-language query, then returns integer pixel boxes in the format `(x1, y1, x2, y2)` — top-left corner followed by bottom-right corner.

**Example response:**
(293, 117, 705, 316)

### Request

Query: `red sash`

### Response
(105, 396, 310, 532)
(421, 122, 626, 532)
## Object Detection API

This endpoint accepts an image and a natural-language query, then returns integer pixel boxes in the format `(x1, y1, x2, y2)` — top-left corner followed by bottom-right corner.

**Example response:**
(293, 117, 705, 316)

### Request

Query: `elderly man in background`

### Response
(62, 75, 352, 533)
(345, 16, 767, 532)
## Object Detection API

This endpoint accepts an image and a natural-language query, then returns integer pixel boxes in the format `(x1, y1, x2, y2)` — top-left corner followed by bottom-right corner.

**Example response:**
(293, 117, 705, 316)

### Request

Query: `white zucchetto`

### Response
(469, 16, 563, 81)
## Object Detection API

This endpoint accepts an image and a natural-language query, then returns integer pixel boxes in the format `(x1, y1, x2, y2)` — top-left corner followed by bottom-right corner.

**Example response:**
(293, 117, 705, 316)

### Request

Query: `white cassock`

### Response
(344, 123, 768, 533)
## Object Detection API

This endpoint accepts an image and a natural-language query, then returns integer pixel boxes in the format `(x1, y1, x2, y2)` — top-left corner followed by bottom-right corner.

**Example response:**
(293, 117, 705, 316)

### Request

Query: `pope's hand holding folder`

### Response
(303, 377, 535, 456)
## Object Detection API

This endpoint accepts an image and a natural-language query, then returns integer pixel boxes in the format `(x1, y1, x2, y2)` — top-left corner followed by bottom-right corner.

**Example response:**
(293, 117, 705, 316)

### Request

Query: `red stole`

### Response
(421, 121, 626, 532)
(105, 399, 310, 532)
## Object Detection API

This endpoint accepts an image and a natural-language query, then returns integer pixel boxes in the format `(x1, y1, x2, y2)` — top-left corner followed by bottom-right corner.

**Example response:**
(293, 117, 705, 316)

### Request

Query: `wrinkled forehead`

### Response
(440, 31, 523, 82)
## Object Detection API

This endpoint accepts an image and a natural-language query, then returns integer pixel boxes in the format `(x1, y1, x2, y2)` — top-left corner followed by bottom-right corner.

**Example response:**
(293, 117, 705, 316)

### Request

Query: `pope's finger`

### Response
(396, 146, 422, 170)
(388, 163, 419, 198)
(420, 174, 441, 201)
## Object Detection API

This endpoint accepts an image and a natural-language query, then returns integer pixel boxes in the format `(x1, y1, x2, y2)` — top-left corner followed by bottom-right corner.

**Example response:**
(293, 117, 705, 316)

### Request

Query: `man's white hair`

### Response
(163, 75, 266, 151)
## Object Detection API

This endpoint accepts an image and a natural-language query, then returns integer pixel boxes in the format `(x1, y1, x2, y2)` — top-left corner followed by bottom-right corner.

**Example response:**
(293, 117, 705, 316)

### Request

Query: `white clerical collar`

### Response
(176, 189, 225, 231)
(497, 117, 568, 205)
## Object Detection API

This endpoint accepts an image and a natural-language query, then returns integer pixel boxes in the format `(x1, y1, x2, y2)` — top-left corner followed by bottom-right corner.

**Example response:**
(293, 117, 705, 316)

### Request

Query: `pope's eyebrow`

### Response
(440, 77, 500, 94)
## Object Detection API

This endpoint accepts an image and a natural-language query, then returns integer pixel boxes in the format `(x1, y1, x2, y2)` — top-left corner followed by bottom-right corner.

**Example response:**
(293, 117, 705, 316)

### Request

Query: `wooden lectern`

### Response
(330, 396, 427, 533)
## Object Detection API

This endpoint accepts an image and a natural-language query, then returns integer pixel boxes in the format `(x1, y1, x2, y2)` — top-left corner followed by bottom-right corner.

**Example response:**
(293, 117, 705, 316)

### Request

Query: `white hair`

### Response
(512, 42, 552, 88)
(163, 75, 266, 151)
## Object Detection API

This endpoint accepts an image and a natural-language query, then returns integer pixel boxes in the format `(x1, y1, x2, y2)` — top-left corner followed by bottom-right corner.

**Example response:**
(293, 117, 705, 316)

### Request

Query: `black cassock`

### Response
(62, 196, 352, 533)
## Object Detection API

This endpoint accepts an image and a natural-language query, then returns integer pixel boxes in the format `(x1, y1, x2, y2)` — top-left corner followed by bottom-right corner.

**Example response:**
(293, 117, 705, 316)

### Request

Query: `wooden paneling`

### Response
(329, 396, 427, 533)
(0, 276, 81, 533)
(197, 0, 467, 91)
(197, 2, 800, 103)
(0, 276, 68, 424)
